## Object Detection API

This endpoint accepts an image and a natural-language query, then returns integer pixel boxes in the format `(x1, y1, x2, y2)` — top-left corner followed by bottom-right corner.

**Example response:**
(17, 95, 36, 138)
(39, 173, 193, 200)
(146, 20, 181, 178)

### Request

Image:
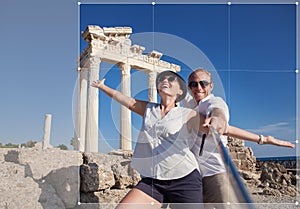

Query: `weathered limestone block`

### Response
(83, 151, 141, 189)
(111, 163, 132, 189)
(228, 137, 256, 172)
(3, 149, 19, 163)
(80, 163, 115, 192)
(229, 146, 244, 153)
(228, 137, 245, 147)
(232, 159, 241, 169)
(240, 159, 255, 171)
(108, 149, 133, 159)
(260, 166, 274, 182)
(38, 180, 66, 209)
(85, 152, 124, 165)
(10, 145, 82, 179)
(111, 162, 140, 189)
(1, 145, 82, 208)
(95, 188, 131, 203)
(45, 165, 79, 208)
(0, 161, 65, 209)
(246, 147, 254, 158)
(80, 151, 141, 204)
(237, 152, 247, 160)
(232, 159, 254, 172)
(275, 162, 287, 173)
(262, 188, 281, 196)
(229, 152, 238, 159)
(240, 170, 255, 180)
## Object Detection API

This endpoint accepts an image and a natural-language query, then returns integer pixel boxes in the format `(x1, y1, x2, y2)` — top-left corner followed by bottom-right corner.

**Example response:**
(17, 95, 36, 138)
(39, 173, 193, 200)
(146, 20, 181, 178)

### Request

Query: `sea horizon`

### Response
(256, 155, 298, 160)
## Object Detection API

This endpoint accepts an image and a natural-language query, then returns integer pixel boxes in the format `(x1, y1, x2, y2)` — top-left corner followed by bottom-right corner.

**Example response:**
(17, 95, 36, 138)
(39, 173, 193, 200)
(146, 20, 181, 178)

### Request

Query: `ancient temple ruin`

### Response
(74, 25, 181, 152)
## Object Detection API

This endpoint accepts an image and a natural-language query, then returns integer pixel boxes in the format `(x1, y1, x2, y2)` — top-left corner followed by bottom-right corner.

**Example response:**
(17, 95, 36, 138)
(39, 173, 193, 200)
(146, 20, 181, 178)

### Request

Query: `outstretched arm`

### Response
(225, 126, 295, 148)
(91, 79, 148, 117)
(203, 108, 295, 149)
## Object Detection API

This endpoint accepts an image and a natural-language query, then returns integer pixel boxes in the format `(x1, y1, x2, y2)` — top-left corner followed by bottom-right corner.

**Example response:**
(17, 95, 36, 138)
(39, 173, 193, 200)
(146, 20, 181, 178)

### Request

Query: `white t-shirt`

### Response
(131, 102, 200, 180)
(182, 93, 229, 177)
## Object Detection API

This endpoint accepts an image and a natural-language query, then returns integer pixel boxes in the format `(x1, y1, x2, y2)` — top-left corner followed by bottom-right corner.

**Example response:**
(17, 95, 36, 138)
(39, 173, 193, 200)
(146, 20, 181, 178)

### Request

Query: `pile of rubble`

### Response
(228, 137, 298, 197)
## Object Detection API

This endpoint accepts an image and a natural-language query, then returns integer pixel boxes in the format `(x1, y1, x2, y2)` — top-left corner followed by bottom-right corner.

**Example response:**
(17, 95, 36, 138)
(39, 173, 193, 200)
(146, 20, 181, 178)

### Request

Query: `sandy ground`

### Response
(250, 194, 299, 209)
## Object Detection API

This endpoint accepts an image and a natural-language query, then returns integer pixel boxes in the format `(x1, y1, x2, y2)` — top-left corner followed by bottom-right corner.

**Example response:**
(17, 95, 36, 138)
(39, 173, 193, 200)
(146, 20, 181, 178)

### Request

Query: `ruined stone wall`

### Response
(228, 137, 256, 172)
(79, 150, 140, 204)
(0, 140, 297, 208)
(0, 143, 81, 209)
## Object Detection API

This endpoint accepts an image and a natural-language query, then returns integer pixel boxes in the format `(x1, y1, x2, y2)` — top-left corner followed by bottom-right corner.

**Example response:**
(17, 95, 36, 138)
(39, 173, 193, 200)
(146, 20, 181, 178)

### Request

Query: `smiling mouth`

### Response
(161, 84, 170, 88)
(194, 92, 205, 95)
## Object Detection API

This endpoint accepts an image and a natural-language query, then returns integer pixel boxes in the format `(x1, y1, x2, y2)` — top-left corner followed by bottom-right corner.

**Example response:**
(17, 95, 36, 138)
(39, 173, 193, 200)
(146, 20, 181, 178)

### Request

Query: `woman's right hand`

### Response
(91, 79, 106, 89)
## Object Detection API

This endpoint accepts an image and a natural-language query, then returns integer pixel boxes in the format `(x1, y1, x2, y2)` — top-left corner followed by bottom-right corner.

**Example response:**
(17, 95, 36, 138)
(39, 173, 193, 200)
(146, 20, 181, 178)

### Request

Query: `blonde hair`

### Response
(188, 68, 212, 82)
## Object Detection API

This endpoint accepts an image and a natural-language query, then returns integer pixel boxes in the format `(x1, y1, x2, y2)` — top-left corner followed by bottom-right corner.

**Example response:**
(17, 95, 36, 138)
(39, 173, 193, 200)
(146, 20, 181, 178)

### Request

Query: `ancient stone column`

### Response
(119, 63, 132, 150)
(73, 79, 80, 150)
(43, 114, 52, 149)
(85, 57, 101, 152)
(74, 68, 88, 151)
(148, 71, 157, 102)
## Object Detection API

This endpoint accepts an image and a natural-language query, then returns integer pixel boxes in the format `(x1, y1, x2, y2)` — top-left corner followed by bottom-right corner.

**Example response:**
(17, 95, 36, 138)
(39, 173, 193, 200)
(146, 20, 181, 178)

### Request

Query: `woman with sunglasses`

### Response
(92, 70, 205, 209)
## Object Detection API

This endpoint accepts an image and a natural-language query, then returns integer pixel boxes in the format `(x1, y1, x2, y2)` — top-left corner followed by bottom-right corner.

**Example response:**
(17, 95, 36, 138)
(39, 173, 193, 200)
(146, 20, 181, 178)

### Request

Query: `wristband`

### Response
(257, 134, 264, 145)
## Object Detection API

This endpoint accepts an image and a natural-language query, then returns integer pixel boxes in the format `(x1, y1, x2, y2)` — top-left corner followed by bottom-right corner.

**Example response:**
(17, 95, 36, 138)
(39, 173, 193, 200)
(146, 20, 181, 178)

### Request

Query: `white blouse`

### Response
(131, 103, 200, 180)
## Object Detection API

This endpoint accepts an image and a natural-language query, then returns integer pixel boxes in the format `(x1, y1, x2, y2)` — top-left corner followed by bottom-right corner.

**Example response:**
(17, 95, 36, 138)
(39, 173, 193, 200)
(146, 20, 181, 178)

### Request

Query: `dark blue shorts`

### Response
(135, 169, 203, 209)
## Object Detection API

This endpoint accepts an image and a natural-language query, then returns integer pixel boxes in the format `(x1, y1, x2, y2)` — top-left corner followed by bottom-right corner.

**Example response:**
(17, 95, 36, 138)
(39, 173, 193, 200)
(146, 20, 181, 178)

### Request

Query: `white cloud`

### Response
(248, 122, 288, 132)
(246, 121, 295, 142)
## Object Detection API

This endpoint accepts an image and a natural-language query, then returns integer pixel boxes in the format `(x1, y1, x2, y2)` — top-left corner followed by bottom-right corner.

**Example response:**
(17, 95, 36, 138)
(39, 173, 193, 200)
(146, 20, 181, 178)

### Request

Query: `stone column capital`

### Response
(118, 63, 131, 76)
(148, 70, 157, 82)
(148, 70, 157, 103)
(88, 56, 101, 67)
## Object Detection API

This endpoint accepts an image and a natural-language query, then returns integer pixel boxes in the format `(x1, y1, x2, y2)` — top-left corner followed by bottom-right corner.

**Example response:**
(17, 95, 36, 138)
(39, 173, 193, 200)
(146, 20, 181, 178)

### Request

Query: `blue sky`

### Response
(0, 0, 299, 158)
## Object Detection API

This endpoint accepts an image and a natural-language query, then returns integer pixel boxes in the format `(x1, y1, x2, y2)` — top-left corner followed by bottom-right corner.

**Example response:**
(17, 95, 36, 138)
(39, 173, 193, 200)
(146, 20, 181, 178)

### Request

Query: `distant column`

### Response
(43, 114, 52, 149)
(73, 70, 80, 151)
(119, 63, 132, 150)
(148, 71, 157, 102)
(85, 56, 101, 152)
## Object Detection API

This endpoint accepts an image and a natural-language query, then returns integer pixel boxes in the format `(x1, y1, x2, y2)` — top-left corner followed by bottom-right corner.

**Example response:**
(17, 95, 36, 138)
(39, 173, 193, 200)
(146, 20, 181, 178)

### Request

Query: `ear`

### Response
(210, 82, 214, 90)
(177, 89, 183, 96)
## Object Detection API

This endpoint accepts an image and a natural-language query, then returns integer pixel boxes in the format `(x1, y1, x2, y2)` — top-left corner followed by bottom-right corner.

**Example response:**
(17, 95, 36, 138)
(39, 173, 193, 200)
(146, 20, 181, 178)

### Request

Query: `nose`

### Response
(195, 82, 203, 90)
(160, 78, 168, 85)
(161, 77, 172, 84)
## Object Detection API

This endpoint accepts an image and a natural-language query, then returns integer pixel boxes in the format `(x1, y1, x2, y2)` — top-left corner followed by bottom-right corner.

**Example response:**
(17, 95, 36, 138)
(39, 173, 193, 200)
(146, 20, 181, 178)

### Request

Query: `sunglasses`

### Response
(188, 80, 211, 88)
(157, 75, 177, 83)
